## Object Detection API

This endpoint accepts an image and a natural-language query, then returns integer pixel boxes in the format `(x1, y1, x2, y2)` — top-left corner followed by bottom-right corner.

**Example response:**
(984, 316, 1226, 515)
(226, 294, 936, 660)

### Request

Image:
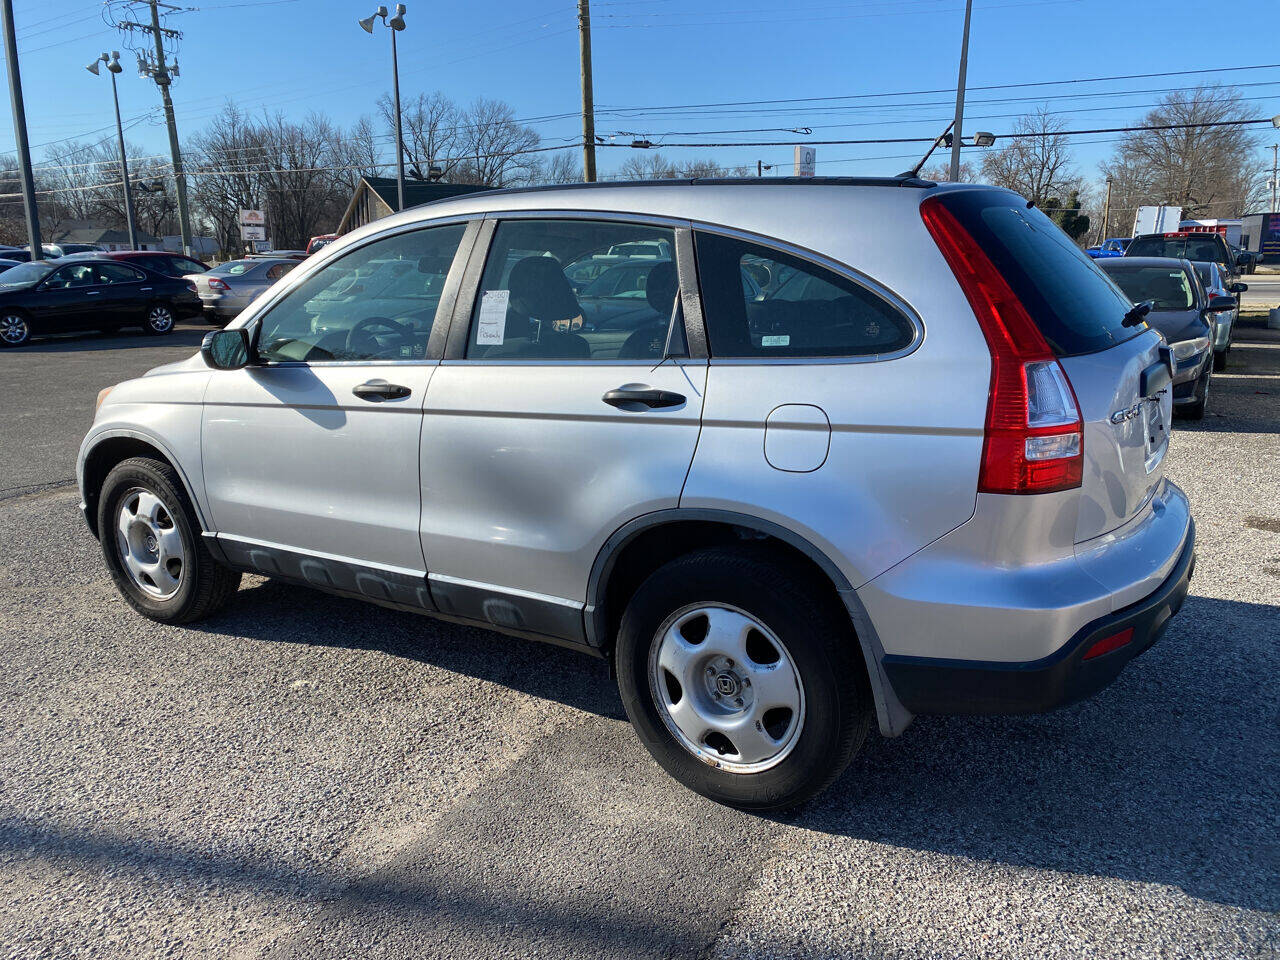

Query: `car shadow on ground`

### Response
(14, 324, 209, 353)
(197, 579, 1277, 915)
(790, 594, 1279, 915)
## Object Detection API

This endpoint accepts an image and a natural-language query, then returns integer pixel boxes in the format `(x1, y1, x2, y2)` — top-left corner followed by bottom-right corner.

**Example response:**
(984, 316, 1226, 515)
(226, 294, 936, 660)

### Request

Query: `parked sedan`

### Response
(187, 257, 297, 326)
(1190, 260, 1246, 370)
(0, 258, 200, 347)
(1099, 256, 1230, 420)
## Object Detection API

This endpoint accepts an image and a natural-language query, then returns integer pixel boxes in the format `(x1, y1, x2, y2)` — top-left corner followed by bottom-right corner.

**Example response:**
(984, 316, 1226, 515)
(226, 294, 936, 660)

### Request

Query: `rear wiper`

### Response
(1122, 300, 1153, 327)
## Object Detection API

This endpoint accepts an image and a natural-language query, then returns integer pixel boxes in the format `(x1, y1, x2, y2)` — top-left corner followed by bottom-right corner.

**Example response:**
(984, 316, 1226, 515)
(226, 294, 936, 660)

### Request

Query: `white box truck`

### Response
(1132, 205, 1182, 236)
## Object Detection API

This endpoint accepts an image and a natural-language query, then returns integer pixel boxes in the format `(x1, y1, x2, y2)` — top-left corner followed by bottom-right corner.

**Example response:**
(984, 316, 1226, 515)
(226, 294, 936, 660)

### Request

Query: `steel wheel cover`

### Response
(114, 487, 185, 599)
(648, 603, 806, 774)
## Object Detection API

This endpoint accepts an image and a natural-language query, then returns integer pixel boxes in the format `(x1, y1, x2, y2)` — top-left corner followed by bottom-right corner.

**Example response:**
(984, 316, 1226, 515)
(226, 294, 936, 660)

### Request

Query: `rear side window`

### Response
(694, 232, 916, 359)
(95, 263, 145, 284)
(1103, 264, 1195, 310)
(936, 191, 1135, 356)
(1128, 236, 1227, 264)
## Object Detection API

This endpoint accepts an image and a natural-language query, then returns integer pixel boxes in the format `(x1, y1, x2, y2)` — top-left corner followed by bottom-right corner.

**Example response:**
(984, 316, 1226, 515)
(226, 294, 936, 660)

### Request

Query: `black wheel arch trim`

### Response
(584, 507, 914, 737)
(78, 428, 213, 547)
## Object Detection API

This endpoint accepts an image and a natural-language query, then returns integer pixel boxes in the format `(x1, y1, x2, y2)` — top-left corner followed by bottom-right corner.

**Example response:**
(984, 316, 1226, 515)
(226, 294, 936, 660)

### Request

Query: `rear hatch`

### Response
(934, 189, 1171, 543)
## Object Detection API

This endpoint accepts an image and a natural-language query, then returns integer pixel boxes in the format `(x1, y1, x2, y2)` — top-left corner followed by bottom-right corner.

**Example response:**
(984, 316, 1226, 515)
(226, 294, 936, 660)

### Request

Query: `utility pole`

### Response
(1100, 176, 1113, 245)
(578, 0, 596, 183)
(948, 0, 973, 182)
(1, 0, 42, 259)
(125, 0, 193, 256)
(1272, 144, 1278, 213)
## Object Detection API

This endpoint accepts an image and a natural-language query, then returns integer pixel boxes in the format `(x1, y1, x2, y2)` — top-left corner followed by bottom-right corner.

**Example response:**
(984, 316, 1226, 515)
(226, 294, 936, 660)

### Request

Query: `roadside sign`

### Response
(794, 146, 816, 177)
(240, 224, 266, 241)
(238, 208, 265, 227)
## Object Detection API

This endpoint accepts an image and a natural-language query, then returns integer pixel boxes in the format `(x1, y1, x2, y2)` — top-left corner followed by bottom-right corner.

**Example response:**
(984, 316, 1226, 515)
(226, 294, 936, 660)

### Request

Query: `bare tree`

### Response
(675, 158, 728, 178)
(382, 91, 462, 182)
(1101, 85, 1264, 219)
(920, 160, 977, 183)
(617, 152, 677, 180)
(450, 98, 540, 187)
(980, 107, 1080, 204)
(532, 150, 580, 185)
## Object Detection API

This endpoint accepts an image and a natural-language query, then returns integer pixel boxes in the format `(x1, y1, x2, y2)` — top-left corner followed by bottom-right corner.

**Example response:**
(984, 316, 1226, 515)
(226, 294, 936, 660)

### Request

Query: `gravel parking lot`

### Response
(0, 324, 1277, 959)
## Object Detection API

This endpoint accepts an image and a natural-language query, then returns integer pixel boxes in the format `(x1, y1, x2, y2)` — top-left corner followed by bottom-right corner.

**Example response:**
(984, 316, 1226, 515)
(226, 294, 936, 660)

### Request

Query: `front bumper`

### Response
(880, 524, 1194, 714)
(1172, 351, 1209, 403)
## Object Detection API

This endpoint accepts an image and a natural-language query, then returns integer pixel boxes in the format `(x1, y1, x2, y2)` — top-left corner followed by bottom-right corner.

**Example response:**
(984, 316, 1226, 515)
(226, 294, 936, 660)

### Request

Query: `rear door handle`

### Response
(352, 379, 411, 402)
(602, 385, 686, 409)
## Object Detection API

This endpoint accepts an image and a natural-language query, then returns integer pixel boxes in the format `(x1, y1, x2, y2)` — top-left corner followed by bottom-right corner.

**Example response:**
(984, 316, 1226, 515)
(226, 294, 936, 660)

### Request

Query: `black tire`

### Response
(97, 456, 241, 624)
(1213, 347, 1228, 372)
(143, 302, 176, 335)
(0, 309, 32, 347)
(615, 547, 872, 811)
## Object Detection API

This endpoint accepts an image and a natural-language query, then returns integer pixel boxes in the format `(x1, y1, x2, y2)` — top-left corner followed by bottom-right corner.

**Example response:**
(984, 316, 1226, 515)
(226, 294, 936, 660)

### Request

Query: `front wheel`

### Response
(98, 456, 241, 623)
(616, 547, 871, 811)
(0, 311, 31, 347)
(144, 302, 176, 335)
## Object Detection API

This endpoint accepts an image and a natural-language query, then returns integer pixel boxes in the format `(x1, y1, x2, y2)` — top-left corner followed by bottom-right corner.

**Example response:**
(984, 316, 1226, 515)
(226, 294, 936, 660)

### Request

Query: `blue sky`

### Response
(7, 0, 1280, 186)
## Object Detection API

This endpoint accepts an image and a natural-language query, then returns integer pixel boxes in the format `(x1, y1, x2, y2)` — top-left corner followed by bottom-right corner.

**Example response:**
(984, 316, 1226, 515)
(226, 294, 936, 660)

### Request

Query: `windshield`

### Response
(1102, 264, 1195, 310)
(0, 261, 55, 287)
(1127, 236, 1226, 263)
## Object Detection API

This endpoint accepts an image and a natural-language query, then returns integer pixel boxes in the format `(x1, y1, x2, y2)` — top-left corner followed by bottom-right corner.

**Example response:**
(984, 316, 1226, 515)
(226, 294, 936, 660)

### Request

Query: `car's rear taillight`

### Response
(186, 281, 197, 293)
(920, 195, 1083, 495)
(207, 277, 230, 292)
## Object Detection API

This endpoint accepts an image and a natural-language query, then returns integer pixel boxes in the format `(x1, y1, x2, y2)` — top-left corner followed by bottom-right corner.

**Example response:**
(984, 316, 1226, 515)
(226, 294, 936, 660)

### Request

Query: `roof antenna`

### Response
(900, 120, 955, 179)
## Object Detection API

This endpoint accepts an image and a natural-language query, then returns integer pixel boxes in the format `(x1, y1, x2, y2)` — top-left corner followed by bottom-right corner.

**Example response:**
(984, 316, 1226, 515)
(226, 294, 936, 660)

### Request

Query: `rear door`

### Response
(418, 215, 706, 640)
(93, 262, 150, 324)
(936, 190, 1170, 542)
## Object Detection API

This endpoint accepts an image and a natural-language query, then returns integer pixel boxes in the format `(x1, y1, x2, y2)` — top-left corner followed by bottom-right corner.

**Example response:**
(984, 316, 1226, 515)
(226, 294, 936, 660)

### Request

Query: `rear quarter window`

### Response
(937, 190, 1136, 356)
(694, 231, 917, 359)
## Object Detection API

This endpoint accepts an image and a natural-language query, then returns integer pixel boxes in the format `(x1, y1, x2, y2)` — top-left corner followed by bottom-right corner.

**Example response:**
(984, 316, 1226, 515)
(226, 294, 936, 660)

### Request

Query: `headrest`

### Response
(508, 256, 579, 323)
(644, 260, 678, 315)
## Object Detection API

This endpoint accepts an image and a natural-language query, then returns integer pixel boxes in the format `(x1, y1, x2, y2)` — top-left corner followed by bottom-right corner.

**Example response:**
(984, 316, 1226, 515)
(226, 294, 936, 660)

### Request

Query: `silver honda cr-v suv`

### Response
(79, 178, 1195, 810)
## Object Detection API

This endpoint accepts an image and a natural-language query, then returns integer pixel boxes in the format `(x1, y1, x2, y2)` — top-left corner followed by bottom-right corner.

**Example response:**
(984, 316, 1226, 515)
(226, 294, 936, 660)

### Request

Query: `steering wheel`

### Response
(344, 315, 413, 358)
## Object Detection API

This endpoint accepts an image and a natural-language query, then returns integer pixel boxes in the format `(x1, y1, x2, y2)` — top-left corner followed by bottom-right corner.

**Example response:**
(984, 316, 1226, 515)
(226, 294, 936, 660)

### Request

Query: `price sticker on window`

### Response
(476, 289, 510, 345)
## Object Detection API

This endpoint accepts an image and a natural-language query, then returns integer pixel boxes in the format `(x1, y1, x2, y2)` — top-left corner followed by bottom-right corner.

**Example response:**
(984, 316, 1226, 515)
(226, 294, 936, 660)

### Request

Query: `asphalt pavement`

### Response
(0, 323, 1277, 958)
(1239, 274, 1280, 306)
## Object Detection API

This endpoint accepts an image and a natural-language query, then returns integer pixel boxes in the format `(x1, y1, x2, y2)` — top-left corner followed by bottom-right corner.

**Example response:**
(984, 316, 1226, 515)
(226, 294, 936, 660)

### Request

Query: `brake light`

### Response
(207, 277, 230, 292)
(920, 196, 1083, 494)
(186, 281, 197, 293)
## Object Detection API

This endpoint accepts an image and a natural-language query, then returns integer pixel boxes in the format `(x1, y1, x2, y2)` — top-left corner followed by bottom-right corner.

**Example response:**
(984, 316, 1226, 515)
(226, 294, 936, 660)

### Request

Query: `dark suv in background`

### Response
(1125, 231, 1245, 281)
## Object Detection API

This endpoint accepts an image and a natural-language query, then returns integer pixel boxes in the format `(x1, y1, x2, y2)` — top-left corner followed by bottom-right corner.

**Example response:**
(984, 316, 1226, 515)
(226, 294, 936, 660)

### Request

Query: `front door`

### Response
(35, 263, 101, 331)
(201, 220, 473, 604)
(419, 216, 707, 640)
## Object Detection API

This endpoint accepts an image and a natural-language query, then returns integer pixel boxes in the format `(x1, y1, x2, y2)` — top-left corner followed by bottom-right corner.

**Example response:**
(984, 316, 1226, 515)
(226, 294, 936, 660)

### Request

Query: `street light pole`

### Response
(360, 5, 407, 211)
(89, 52, 138, 251)
(948, 0, 973, 183)
(1272, 144, 1278, 214)
(1, 0, 42, 260)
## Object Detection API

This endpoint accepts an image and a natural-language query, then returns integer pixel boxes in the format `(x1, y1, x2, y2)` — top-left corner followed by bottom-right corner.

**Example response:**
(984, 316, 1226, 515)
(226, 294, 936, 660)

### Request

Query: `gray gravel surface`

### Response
(0, 326, 1277, 958)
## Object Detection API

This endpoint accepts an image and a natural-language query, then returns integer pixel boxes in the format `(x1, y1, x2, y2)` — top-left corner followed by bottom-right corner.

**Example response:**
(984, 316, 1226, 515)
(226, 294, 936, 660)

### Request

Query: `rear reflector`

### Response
(1083, 627, 1134, 660)
(920, 196, 1084, 495)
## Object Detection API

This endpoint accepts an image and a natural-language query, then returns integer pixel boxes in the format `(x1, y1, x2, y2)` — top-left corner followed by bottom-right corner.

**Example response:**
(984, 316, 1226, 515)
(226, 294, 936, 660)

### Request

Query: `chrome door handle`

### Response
(352, 379, 411, 402)
(86, 290, 102, 295)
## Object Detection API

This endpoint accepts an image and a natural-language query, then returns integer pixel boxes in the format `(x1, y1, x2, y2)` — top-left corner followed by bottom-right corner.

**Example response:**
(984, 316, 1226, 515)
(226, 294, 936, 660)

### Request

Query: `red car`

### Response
(306, 234, 338, 256)
(92, 250, 210, 278)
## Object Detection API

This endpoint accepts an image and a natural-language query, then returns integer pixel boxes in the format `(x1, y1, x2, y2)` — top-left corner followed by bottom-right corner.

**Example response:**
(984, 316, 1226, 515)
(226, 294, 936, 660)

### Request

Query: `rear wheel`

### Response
(144, 302, 175, 335)
(98, 457, 240, 623)
(0, 311, 31, 347)
(616, 547, 871, 810)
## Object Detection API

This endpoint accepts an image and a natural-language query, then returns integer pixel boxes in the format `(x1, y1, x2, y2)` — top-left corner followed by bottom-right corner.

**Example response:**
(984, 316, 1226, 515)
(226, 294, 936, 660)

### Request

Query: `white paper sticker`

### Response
(476, 289, 510, 345)
(761, 334, 790, 347)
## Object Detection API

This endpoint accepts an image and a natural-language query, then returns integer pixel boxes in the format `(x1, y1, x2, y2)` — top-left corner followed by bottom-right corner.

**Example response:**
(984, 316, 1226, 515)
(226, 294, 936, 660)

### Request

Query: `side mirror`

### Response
(1206, 295, 1236, 313)
(1229, 282, 1247, 294)
(1236, 253, 1250, 266)
(201, 327, 252, 370)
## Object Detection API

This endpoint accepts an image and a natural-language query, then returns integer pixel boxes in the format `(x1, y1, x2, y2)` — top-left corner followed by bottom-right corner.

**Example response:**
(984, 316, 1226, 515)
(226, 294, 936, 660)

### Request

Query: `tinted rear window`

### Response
(1102, 263, 1195, 310)
(1127, 236, 1226, 263)
(938, 190, 1136, 356)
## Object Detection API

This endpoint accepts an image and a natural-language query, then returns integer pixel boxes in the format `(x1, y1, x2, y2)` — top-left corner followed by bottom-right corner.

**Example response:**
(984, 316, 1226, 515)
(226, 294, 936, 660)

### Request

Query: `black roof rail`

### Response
(426, 173, 937, 204)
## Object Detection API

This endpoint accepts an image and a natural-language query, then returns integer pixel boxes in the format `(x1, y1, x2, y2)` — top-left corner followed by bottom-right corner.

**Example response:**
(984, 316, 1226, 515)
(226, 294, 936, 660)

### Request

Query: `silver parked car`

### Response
(1189, 259, 1246, 371)
(187, 257, 296, 326)
(80, 179, 1194, 810)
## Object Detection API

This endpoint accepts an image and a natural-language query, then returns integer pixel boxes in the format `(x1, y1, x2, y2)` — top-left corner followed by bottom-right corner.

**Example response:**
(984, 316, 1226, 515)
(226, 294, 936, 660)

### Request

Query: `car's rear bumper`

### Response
(879, 523, 1194, 714)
